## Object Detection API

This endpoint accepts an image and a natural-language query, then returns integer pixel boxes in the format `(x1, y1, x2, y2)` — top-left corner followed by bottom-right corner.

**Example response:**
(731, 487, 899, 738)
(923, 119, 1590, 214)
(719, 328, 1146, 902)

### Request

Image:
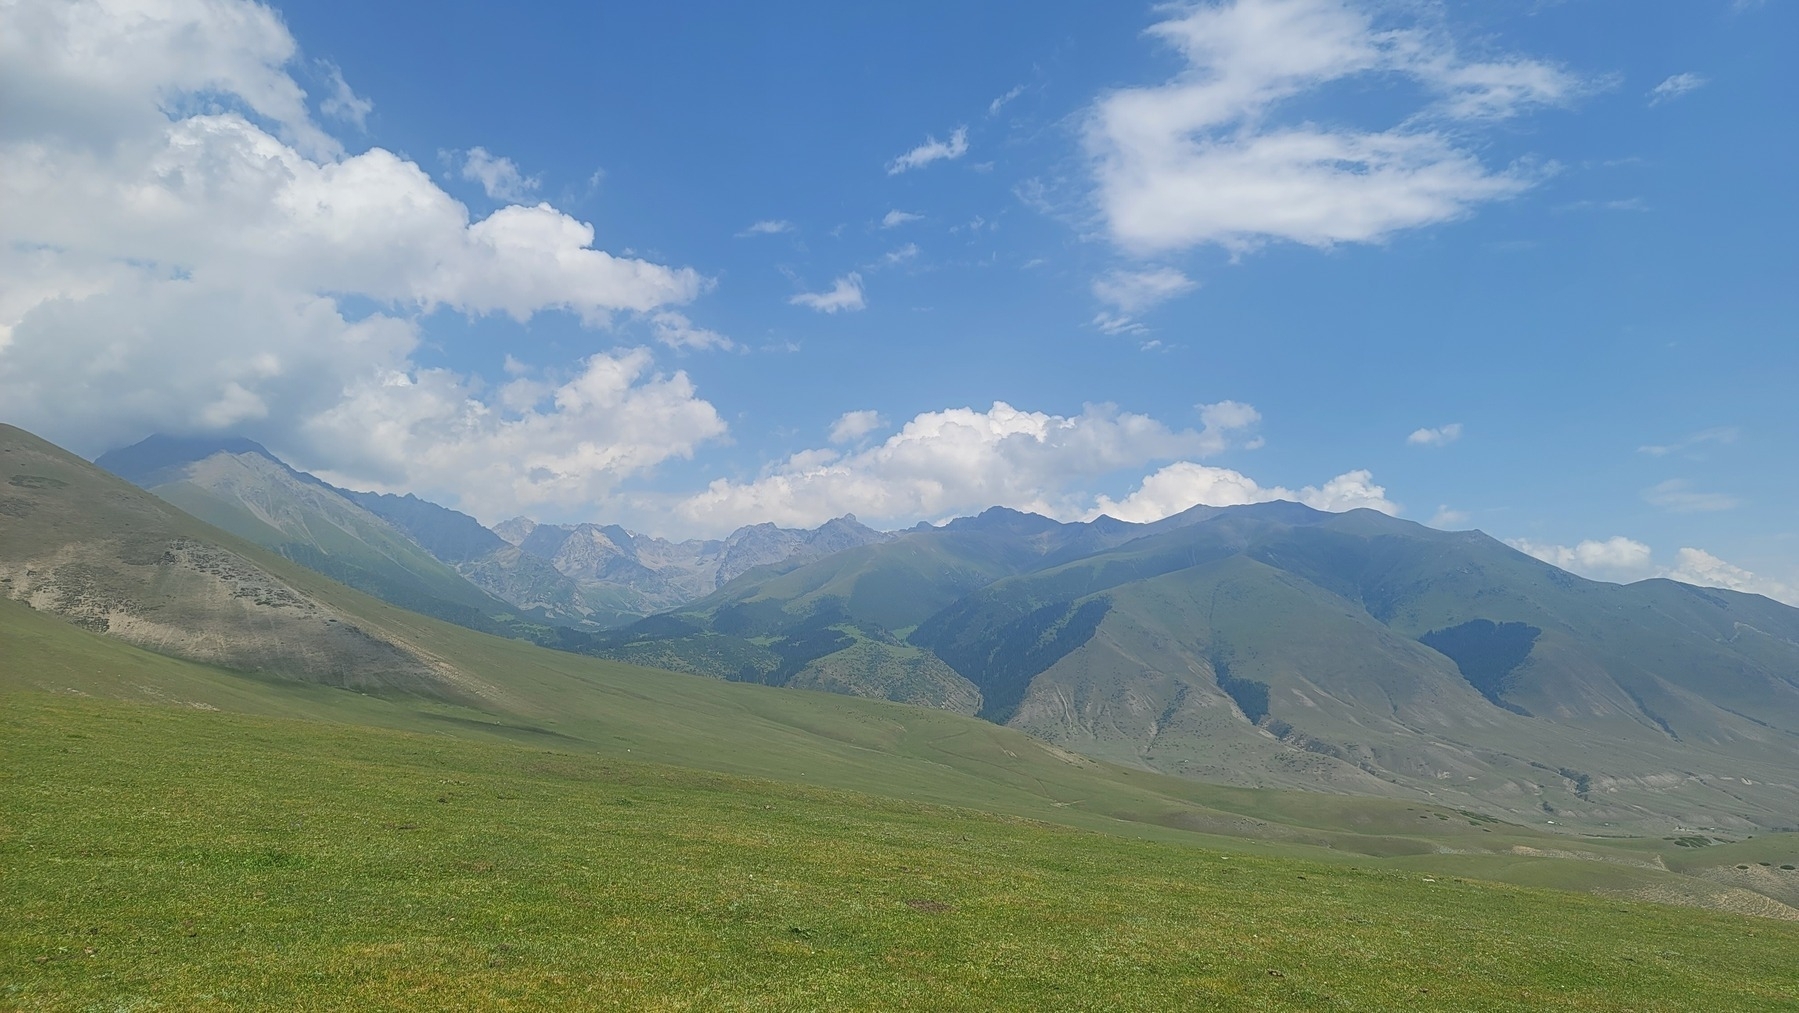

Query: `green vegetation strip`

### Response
(4, 695, 1797, 1011)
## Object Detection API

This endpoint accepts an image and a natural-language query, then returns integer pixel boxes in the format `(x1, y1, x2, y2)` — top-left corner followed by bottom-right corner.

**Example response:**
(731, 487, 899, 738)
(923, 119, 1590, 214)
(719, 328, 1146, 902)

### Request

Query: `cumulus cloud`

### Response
(1648, 73, 1707, 106)
(459, 146, 540, 202)
(1643, 479, 1738, 513)
(789, 274, 866, 313)
(0, 0, 718, 519)
(304, 349, 724, 521)
(887, 126, 969, 174)
(1090, 463, 1397, 522)
(1666, 548, 1794, 605)
(676, 400, 1265, 531)
(828, 410, 886, 445)
(1407, 423, 1463, 447)
(882, 209, 923, 228)
(1509, 537, 1656, 581)
(738, 219, 794, 236)
(1085, 0, 1579, 255)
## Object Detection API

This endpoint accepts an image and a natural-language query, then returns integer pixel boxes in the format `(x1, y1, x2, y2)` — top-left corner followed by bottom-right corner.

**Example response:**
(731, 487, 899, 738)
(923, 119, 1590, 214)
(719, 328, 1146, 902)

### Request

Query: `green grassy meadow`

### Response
(6, 693, 1799, 1012)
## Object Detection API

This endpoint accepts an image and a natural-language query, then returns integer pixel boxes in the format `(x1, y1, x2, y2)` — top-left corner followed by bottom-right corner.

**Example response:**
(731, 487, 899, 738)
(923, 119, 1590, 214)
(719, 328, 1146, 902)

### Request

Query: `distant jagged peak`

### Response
(492, 516, 539, 546)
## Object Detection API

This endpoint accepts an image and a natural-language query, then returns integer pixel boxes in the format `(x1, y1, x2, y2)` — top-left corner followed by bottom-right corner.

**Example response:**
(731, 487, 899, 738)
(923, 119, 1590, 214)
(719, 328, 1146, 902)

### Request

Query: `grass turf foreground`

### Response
(3, 695, 1796, 1012)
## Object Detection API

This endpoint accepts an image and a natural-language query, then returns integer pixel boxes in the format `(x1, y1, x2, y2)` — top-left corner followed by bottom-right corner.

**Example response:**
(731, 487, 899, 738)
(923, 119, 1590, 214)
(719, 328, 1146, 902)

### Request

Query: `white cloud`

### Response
(676, 400, 1260, 531)
(318, 62, 372, 129)
(649, 311, 733, 352)
(878, 244, 920, 267)
(1648, 73, 1707, 106)
(1407, 422, 1463, 447)
(460, 146, 540, 202)
(1643, 479, 1738, 513)
(1090, 267, 1198, 335)
(989, 85, 1025, 116)
(304, 349, 725, 522)
(790, 274, 866, 313)
(828, 410, 886, 445)
(1092, 267, 1198, 314)
(1509, 537, 1656, 581)
(0, 0, 340, 158)
(1092, 312, 1147, 337)
(1639, 426, 1737, 457)
(1666, 548, 1794, 605)
(0, 0, 719, 519)
(738, 219, 794, 236)
(1429, 506, 1470, 529)
(887, 125, 969, 174)
(1199, 400, 1261, 432)
(882, 209, 923, 228)
(1085, 0, 1578, 255)
(1509, 537, 1797, 606)
(1090, 463, 1397, 522)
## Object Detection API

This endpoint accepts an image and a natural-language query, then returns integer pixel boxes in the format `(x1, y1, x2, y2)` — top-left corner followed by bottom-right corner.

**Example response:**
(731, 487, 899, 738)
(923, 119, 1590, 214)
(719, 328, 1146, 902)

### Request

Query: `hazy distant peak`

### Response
(944, 506, 1066, 534)
(96, 433, 285, 487)
(492, 516, 538, 546)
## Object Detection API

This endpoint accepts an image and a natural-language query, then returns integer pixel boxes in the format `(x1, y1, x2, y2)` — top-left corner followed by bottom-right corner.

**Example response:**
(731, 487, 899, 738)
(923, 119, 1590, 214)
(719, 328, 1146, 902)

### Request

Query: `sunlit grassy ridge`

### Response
(6, 694, 1799, 1012)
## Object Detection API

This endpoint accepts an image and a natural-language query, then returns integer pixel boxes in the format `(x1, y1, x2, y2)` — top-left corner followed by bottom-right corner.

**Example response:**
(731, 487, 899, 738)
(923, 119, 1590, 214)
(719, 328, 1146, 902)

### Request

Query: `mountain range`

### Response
(580, 499, 1799, 830)
(92, 434, 884, 632)
(14, 426, 1799, 834)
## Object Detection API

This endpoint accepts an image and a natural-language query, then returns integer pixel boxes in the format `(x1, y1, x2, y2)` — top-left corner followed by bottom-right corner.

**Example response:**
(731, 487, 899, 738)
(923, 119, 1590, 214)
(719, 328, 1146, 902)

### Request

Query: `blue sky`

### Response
(1, 0, 1794, 601)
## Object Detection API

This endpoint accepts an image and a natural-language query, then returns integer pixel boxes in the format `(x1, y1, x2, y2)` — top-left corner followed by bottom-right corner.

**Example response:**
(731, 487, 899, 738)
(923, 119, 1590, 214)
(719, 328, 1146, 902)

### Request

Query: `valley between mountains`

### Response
(9, 425, 1799, 841)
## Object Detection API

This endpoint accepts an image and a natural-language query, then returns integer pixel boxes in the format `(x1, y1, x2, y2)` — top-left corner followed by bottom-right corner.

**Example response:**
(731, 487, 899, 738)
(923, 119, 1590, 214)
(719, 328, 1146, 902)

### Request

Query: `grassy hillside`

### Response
(5, 692, 1799, 1011)
(94, 434, 623, 634)
(8, 423, 1799, 923)
(6, 594, 1796, 924)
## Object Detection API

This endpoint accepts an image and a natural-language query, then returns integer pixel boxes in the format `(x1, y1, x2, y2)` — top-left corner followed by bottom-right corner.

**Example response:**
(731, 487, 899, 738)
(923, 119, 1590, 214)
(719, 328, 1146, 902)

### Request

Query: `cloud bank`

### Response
(0, 0, 721, 521)
(1510, 537, 1794, 605)
(672, 398, 1387, 533)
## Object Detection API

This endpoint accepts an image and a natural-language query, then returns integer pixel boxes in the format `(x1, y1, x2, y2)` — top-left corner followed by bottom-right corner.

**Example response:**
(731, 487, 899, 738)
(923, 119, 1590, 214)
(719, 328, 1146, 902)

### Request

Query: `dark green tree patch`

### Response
(929, 597, 1110, 724)
(1419, 619, 1540, 714)
(1211, 653, 1271, 724)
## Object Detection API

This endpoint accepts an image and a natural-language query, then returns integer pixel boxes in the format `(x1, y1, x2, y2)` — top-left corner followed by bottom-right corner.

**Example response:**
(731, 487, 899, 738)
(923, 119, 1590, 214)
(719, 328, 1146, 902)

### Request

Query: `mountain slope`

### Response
(335, 487, 639, 627)
(95, 435, 548, 631)
(2, 426, 468, 699)
(506, 513, 893, 613)
(583, 507, 1201, 711)
(910, 504, 1799, 830)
